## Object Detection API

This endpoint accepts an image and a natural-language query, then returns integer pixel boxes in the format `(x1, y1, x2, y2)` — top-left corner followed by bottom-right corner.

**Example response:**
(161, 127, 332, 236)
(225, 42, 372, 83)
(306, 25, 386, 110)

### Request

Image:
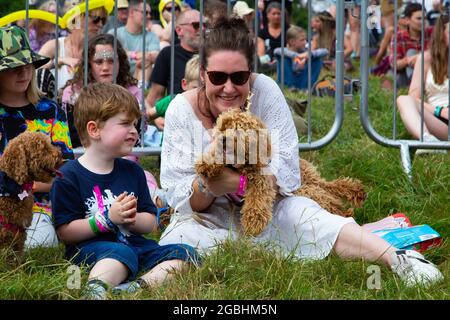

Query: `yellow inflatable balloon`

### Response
(0, 10, 61, 28)
(0, 0, 114, 29)
(61, 0, 115, 29)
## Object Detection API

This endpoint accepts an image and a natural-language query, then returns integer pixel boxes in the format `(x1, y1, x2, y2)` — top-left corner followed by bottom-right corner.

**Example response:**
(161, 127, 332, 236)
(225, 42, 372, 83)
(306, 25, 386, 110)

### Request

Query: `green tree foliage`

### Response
(0, 0, 27, 20)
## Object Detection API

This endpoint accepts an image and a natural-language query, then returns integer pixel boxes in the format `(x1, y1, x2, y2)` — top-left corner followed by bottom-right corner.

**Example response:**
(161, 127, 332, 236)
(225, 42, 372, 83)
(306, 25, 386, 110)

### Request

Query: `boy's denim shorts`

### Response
(71, 235, 199, 280)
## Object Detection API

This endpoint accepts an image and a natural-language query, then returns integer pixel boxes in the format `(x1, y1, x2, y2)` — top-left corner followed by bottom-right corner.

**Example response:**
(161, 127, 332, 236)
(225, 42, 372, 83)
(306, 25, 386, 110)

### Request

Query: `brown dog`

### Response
(195, 109, 366, 236)
(196, 108, 275, 236)
(295, 159, 366, 217)
(0, 131, 63, 259)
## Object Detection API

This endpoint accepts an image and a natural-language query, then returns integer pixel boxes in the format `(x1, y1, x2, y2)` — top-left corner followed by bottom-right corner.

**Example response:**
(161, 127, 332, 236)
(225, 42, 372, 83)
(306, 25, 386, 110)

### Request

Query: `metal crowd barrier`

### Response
(14, 0, 349, 158)
(360, 0, 450, 179)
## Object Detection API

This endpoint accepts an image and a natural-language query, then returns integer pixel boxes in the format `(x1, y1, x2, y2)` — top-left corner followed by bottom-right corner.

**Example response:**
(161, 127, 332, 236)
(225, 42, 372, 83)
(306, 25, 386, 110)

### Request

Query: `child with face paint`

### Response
(61, 33, 160, 197)
(61, 33, 141, 148)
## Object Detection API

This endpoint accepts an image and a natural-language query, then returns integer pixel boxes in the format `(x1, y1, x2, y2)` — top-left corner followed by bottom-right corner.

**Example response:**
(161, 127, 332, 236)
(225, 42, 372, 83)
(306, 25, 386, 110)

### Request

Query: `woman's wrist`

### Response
(442, 107, 449, 120)
(196, 176, 212, 196)
(434, 106, 443, 118)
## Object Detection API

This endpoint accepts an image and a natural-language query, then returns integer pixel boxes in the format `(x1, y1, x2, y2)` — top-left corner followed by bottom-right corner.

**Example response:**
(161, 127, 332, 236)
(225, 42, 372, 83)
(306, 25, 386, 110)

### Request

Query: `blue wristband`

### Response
(103, 208, 117, 232)
(434, 106, 443, 118)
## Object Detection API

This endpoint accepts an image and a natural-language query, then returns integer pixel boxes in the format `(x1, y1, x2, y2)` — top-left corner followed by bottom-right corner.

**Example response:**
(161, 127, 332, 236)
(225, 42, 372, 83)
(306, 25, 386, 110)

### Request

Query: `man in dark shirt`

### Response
(145, 9, 202, 129)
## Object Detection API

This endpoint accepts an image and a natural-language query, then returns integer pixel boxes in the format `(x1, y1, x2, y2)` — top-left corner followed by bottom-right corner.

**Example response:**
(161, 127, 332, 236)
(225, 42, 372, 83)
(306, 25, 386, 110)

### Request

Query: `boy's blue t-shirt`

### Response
(51, 158, 157, 257)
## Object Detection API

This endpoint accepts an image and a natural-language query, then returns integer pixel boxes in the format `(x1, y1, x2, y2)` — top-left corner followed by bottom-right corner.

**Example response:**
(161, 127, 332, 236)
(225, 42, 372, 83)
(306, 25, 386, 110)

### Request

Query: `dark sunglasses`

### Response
(164, 6, 180, 12)
(179, 21, 206, 30)
(90, 15, 107, 25)
(206, 70, 251, 86)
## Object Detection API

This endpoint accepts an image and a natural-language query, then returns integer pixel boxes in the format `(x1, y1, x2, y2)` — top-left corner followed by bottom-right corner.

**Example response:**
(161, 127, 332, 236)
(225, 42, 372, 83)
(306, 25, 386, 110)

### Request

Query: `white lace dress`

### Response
(158, 74, 355, 259)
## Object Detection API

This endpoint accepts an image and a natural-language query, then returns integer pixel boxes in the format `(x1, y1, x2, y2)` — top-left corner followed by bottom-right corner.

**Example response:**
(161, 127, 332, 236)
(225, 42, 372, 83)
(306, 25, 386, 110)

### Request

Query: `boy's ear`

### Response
(181, 78, 187, 91)
(86, 120, 101, 140)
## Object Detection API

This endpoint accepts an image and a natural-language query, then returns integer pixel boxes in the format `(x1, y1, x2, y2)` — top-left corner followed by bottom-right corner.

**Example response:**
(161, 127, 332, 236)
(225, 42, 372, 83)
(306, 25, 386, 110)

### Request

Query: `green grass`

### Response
(1, 75, 449, 300)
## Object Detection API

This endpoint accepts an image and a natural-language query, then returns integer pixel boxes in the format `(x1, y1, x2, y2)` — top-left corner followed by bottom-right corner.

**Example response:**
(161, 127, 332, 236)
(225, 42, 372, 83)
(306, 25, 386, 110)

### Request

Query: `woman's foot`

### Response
(390, 250, 443, 287)
(415, 133, 448, 155)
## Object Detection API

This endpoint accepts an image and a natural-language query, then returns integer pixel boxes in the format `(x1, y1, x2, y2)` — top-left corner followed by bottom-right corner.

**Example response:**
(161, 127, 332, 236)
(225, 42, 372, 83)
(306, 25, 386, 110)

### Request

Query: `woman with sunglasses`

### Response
(38, 5, 108, 90)
(158, 17, 443, 287)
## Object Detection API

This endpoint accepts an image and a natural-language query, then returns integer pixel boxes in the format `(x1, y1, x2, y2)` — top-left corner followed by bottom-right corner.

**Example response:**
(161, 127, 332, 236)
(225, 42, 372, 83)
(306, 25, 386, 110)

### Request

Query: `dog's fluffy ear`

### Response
(1, 140, 29, 185)
(257, 128, 271, 166)
(30, 134, 53, 170)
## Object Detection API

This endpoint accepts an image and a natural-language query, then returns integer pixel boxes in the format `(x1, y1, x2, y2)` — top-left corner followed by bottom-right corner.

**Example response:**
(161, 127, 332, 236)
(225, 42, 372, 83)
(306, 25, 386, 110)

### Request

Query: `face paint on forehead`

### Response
(93, 50, 115, 61)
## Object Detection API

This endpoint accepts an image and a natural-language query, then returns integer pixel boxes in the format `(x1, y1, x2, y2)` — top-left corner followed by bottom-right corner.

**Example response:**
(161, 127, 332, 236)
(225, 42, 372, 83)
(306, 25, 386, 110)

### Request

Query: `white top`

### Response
(426, 69, 449, 108)
(52, 37, 74, 91)
(160, 73, 301, 214)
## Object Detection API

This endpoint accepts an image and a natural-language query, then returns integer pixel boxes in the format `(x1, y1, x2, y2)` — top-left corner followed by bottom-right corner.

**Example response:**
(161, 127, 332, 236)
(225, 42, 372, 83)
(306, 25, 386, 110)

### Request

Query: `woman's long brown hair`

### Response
(431, 14, 449, 85)
(316, 11, 336, 59)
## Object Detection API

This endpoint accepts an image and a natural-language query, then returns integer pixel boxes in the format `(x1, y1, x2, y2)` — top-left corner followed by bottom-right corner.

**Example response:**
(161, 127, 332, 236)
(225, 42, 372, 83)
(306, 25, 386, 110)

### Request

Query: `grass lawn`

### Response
(1, 75, 448, 300)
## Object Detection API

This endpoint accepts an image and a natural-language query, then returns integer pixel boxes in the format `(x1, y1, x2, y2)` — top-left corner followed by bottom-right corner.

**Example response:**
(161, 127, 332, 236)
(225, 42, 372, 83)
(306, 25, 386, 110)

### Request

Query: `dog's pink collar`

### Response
(0, 214, 24, 233)
(17, 183, 33, 201)
(0, 171, 33, 201)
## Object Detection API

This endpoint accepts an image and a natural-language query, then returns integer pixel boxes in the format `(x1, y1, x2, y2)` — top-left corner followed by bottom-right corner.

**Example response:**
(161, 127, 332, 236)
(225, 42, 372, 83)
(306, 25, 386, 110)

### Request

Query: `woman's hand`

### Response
(108, 192, 137, 225)
(59, 57, 79, 73)
(203, 167, 240, 197)
(406, 55, 418, 68)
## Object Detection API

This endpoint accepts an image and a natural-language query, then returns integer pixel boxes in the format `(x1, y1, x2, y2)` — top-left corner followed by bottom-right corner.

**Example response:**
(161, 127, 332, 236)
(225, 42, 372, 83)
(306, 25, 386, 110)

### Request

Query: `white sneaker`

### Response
(415, 134, 448, 155)
(390, 250, 444, 287)
(112, 281, 142, 295)
(84, 281, 108, 300)
(415, 148, 447, 155)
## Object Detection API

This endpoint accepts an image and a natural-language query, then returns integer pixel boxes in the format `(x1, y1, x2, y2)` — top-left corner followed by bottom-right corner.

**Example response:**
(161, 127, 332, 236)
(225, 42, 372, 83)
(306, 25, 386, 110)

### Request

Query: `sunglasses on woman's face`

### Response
(206, 70, 251, 86)
(164, 6, 180, 12)
(90, 15, 107, 25)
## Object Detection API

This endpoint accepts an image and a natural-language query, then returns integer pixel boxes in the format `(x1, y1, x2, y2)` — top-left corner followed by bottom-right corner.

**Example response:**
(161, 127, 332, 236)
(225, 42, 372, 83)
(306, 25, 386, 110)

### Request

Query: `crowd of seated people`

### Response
(2, 0, 448, 250)
(12, 0, 450, 143)
(0, 0, 447, 299)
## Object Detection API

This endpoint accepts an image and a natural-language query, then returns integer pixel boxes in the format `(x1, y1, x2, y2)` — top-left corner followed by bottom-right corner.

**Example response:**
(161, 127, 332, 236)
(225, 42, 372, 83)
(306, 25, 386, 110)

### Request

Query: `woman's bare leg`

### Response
(333, 223, 396, 266)
(397, 95, 448, 140)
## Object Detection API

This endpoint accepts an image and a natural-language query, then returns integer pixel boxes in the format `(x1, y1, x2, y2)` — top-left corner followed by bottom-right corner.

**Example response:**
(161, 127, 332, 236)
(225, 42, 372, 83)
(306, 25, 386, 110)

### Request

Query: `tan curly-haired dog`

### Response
(196, 108, 366, 236)
(295, 159, 366, 217)
(0, 131, 63, 259)
(196, 108, 275, 236)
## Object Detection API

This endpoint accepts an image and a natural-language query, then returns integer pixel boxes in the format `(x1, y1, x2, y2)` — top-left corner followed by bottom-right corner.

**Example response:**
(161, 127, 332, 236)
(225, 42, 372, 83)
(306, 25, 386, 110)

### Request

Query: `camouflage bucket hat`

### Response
(0, 26, 50, 72)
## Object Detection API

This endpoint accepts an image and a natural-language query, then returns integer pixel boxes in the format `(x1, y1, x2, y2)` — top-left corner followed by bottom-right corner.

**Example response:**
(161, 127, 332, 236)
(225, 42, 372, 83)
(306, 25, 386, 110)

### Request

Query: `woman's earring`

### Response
(244, 91, 254, 112)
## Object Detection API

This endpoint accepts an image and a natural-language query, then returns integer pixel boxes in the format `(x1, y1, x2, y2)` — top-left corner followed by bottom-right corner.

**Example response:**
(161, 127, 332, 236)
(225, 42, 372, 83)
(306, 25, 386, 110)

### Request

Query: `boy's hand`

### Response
(295, 53, 308, 69)
(109, 192, 138, 225)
